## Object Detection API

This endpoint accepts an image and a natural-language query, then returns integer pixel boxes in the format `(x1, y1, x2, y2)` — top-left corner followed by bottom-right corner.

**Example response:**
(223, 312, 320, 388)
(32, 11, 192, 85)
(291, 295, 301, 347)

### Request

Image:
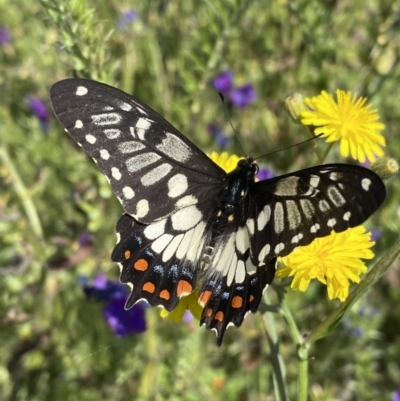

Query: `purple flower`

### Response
(103, 296, 146, 337)
(370, 228, 382, 242)
(393, 388, 400, 401)
(78, 231, 93, 247)
(0, 27, 10, 45)
(27, 97, 50, 132)
(117, 10, 138, 30)
(208, 124, 231, 149)
(257, 167, 275, 181)
(229, 83, 257, 108)
(212, 71, 234, 94)
(81, 273, 127, 301)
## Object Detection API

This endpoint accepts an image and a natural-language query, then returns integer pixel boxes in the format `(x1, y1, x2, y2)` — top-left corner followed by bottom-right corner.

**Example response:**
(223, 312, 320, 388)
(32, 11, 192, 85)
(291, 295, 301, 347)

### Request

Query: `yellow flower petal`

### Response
(301, 90, 386, 163)
(277, 226, 375, 301)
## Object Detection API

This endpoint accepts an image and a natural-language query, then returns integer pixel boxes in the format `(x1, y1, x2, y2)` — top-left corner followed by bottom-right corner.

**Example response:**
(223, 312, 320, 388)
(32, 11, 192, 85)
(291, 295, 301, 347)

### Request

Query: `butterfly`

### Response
(50, 78, 386, 345)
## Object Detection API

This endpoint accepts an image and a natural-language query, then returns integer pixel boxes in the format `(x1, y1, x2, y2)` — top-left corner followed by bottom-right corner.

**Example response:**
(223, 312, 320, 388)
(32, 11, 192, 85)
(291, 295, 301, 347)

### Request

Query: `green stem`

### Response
(261, 293, 288, 401)
(320, 142, 334, 163)
(304, 125, 323, 164)
(280, 299, 309, 401)
(0, 145, 43, 238)
(306, 237, 400, 346)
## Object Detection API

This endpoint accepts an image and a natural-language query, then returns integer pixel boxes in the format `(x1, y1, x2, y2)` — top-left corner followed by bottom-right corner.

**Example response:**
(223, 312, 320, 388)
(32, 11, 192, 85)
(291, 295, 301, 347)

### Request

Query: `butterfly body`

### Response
(50, 78, 386, 345)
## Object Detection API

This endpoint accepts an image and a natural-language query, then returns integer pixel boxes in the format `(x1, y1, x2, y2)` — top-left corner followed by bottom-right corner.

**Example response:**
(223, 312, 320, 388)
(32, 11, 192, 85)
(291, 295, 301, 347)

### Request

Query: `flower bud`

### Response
(369, 156, 399, 180)
(285, 93, 309, 124)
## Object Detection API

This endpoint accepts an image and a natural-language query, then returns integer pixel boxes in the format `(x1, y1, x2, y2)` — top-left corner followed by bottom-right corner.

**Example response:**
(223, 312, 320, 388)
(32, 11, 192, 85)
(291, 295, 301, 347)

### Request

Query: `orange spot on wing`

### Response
(249, 295, 254, 302)
(176, 280, 192, 297)
(232, 296, 243, 308)
(142, 282, 155, 293)
(198, 290, 212, 307)
(134, 259, 148, 271)
(215, 311, 224, 322)
(205, 308, 213, 317)
(159, 289, 170, 300)
(124, 250, 131, 259)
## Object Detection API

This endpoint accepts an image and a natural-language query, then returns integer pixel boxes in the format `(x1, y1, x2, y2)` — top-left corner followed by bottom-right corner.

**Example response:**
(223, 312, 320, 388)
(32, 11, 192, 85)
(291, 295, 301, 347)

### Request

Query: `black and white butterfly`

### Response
(50, 79, 386, 345)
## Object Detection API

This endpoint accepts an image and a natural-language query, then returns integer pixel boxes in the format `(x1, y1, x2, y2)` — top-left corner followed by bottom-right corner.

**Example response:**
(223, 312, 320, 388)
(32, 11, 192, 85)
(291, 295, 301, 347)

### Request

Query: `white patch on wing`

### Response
(235, 226, 249, 255)
(104, 129, 122, 139)
(168, 174, 188, 198)
(171, 205, 202, 231)
(156, 133, 192, 162)
(151, 233, 173, 253)
(328, 186, 346, 207)
(141, 163, 172, 186)
(162, 234, 184, 262)
(245, 258, 257, 275)
(319, 200, 330, 212)
(144, 219, 166, 240)
(274, 176, 299, 196)
(135, 199, 149, 218)
(274, 243, 285, 254)
(118, 140, 146, 154)
(92, 112, 122, 126)
(274, 202, 285, 234)
(246, 218, 255, 235)
(300, 199, 314, 219)
(135, 117, 152, 140)
(257, 205, 271, 231)
(327, 218, 337, 227)
(258, 244, 270, 262)
(186, 221, 206, 261)
(286, 200, 302, 230)
(175, 195, 198, 208)
(126, 152, 161, 172)
(76, 86, 88, 96)
(235, 260, 246, 283)
(75, 120, 83, 129)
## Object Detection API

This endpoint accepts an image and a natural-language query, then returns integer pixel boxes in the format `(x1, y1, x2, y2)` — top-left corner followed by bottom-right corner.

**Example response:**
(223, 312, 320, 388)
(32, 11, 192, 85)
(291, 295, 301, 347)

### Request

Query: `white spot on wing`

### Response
(75, 120, 83, 129)
(274, 176, 299, 196)
(246, 218, 255, 235)
(235, 226, 250, 254)
(85, 134, 96, 144)
(328, 186, 346, 207)
(291, 233, 304, 243)
(362, 178, 371, 191)
(235, 260, 246, 283)
(122, 186, 135, 199)
(327, 218, 337, 227)
(300, 199, 315, 219)
(319, 200, 330, 212)
(111, 167, 122, 180)
(135, 199, 149, 218)
(310, 223, 320, 233)
(310, 175, 320, 187)
(76, 86, 88, 96)
(343, 211, 351, 221)
(100, 149, 110, 160)
(286, 200, 302, 230)
(168, 174, 188, 198)
(118, 141, 146, 154)
(186, 222, 206, 261)
(120, 102, 132, 111)
(135, 117, 152, 140)
(258, 244, 270, 262)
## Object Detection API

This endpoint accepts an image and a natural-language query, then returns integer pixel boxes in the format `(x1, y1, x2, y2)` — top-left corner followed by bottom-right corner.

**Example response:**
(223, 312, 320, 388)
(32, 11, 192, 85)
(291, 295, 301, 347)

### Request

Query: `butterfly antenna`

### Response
(218, 92, 248, 156)
(253, 133, 323, 161)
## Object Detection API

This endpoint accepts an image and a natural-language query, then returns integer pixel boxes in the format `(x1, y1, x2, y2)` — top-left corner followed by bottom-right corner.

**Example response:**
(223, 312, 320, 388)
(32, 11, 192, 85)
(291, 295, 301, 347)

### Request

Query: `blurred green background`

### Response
(1, 0, 400, 400)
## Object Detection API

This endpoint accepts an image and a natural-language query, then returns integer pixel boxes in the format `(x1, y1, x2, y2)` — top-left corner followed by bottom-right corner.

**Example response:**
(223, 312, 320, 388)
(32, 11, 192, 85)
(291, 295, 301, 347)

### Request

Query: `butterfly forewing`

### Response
(50, 79, 225, 223)
(50, 78, 386, 346)
(248, 164, 386, 263)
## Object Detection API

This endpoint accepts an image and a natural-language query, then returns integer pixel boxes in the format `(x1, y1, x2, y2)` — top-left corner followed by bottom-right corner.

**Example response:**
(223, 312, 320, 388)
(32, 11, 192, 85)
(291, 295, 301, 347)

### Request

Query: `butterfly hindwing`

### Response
(50, 79, 225, 223)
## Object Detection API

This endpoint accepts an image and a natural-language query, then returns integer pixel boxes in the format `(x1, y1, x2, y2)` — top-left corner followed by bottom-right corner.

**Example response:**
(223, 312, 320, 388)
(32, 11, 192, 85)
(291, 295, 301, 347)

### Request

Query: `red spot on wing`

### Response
(159, 289, 170, 300)
(134, 258, 148, 271)
(198, 290, 212, 307)
(124, 250, 131, 259)
(232, 296, 243, 308)
(215, 311, 224, 322)
(176, 280, 192, 297)
(142, 282, 155, 293)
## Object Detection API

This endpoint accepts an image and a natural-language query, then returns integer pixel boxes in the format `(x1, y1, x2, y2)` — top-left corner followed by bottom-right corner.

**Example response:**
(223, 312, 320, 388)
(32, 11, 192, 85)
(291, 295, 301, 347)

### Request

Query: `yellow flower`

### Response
(301, 90, 386, 163)
(161, 152, 242, 322)
(276, 226, 375, 301)
(160, 289, 203, 322)
(208, 151, 244, 173)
